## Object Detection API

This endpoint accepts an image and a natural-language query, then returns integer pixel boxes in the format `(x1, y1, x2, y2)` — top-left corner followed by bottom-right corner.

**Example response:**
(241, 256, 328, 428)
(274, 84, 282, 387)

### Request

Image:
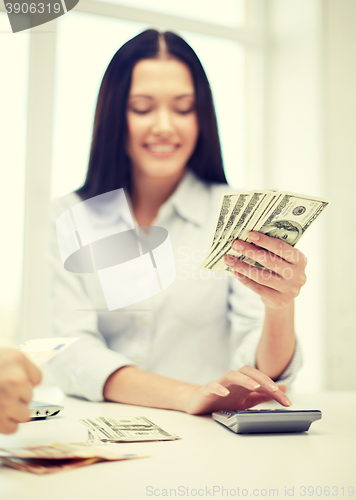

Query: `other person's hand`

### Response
(184, 365, 290, 415)
(0, 349, 42, 434)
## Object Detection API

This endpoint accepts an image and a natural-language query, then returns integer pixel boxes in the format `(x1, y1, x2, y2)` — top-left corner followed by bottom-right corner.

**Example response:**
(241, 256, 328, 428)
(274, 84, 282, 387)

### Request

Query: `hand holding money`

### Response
(0, 338, 78, 434)
(202, 190, 329, 310)
(224, 230, 308, 310)
(0, 348, 42, 434)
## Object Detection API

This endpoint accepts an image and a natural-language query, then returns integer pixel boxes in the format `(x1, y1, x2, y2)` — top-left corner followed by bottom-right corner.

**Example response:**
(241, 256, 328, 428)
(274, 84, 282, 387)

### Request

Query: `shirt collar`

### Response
(121, 170, 211, 228)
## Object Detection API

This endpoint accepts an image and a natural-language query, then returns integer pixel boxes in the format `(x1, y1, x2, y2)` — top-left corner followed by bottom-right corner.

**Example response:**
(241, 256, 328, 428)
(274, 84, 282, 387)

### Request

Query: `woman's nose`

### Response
(151, 108, 174, 136)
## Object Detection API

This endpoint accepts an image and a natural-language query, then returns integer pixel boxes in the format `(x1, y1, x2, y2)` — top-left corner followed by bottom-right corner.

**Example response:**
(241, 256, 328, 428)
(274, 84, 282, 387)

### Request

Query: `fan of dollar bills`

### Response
(0, 442, 147, 474)
(201, 190, 329, 274)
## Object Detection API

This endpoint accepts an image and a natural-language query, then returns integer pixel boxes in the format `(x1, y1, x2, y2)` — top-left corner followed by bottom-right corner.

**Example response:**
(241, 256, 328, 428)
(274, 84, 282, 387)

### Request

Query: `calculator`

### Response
(212, 409, 322, 434)
(29, 401, 64, 420)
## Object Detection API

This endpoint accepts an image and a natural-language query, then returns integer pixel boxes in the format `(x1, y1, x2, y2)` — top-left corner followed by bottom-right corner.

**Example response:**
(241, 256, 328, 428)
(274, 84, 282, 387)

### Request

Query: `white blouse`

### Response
(48, 170, 302, 401)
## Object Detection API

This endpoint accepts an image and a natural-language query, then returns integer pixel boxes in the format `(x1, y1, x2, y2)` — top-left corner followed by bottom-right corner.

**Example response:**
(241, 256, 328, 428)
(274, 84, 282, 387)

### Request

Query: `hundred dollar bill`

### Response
(0, 442, 147, 474)
(81, 416, 180, 442)
(230, 192, 329, 270)
(203, 194, 239, 260)
(204, 193, 252, 262)
(17, 337, 78, 366)
(202, 190, 329, 274)
(202, 191, 277, 271)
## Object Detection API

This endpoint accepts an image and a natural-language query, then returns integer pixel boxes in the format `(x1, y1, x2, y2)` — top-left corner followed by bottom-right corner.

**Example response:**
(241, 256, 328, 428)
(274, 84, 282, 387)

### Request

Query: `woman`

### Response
(48, 30, 306, 414)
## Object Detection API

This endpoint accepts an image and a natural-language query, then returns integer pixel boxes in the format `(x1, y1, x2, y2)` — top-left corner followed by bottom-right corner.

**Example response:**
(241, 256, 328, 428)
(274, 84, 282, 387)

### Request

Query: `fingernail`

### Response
(224, 254, 236, 264)
(248, 232, 260, 242)
(233, 240, 244, 252)
(219, 387, 230, 396)
(248, 380, 261, 390)
(267, 382, 279, 392)
(283, 396, 292, 406)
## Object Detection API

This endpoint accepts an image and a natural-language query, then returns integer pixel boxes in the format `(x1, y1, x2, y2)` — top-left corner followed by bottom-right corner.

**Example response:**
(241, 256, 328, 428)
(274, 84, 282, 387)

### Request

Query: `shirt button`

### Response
(140, 316, 149, 324)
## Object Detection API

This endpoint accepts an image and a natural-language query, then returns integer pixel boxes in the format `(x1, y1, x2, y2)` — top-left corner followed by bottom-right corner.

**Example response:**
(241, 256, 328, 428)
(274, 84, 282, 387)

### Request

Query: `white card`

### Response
(17, 338, 78, 366)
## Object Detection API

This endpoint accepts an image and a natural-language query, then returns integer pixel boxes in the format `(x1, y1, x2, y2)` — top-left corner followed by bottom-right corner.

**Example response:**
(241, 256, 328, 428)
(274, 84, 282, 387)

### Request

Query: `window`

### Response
(51, 14, 147, 198)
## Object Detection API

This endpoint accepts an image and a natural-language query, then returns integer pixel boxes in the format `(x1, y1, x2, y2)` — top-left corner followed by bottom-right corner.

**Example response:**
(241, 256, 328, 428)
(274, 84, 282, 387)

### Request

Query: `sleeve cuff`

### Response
(48, 337, 137, 402)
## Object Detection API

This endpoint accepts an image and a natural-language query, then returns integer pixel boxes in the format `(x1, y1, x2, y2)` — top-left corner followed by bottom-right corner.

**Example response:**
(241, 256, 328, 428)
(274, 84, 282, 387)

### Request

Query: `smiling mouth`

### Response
(145, 144, 180, 153)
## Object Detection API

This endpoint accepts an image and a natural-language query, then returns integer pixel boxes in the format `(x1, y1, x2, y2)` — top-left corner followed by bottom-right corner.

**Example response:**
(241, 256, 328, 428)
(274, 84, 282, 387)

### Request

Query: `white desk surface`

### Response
(0, 388, 355, 500)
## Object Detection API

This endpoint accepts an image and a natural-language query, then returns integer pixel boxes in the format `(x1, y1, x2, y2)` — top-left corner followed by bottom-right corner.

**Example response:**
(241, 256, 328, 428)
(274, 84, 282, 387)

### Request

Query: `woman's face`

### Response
(126, 58, 199, 181)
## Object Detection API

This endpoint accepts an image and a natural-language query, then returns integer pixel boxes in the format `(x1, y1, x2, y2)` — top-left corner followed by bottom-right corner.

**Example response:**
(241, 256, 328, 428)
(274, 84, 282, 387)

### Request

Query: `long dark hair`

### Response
(76, 29, 227, 200)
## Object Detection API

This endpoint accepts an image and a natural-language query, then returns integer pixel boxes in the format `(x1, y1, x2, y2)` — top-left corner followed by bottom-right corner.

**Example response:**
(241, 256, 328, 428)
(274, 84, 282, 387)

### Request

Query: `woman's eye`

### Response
(131, 108, 151, 114)
(176, 108, 195, 115)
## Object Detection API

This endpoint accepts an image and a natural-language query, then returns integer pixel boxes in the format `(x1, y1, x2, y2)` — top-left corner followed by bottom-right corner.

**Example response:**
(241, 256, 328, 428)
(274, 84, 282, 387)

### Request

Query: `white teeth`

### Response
(146, 144, 177, 153)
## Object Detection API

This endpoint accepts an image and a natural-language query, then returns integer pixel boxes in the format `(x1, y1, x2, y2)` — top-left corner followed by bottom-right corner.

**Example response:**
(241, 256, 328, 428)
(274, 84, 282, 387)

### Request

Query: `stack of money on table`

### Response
(82, 416, 180, 443)
(201, 190, 329, 274)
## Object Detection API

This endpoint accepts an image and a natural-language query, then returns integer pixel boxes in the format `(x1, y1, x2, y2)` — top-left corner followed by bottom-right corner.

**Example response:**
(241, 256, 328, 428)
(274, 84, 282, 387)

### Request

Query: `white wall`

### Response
(323, 0, 356, 390)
